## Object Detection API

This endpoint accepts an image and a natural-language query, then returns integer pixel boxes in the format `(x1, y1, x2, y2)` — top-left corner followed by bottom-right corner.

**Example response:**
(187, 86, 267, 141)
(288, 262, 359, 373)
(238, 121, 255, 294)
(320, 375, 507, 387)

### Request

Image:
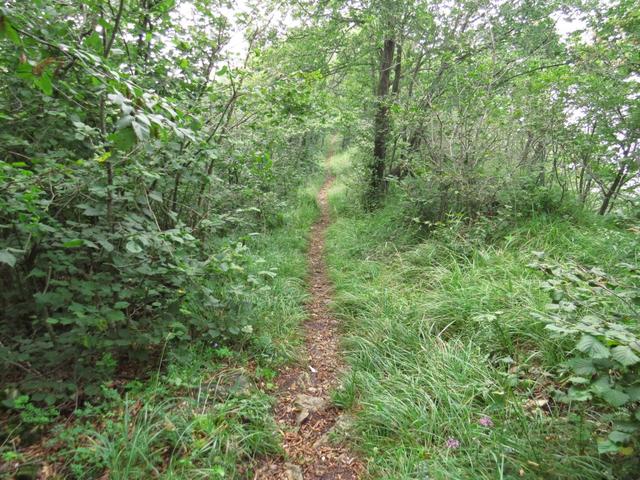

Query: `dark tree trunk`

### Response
(599, 164, 628, 215)
(392, 43, 402, 95)
(389, 43, 403, 174)
(370, 38, 395, 203)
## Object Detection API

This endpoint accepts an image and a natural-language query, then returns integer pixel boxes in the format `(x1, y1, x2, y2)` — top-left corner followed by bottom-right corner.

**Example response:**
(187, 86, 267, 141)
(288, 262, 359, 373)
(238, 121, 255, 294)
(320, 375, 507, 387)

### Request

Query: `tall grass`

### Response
(55, 352, 282, 479)
(325, 151, 637, 479)
(246, 175, 323, 364)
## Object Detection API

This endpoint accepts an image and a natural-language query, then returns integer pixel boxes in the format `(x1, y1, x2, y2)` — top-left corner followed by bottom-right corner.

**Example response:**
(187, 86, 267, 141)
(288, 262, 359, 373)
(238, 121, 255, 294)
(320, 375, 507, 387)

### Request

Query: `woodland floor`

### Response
(254, 153, 362, 480)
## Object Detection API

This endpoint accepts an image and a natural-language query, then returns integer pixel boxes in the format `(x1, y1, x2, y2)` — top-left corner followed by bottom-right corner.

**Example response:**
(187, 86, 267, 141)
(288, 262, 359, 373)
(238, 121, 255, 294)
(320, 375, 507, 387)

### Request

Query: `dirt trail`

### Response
(254, 155, 361, 480)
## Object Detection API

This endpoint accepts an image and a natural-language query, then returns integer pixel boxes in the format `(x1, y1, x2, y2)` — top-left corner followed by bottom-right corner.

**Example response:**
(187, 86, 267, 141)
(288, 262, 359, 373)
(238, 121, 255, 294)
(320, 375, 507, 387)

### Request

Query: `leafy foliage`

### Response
(530, 255, 640, 455)
(0, 0, 326, 404)
(289, 0, 639, 219)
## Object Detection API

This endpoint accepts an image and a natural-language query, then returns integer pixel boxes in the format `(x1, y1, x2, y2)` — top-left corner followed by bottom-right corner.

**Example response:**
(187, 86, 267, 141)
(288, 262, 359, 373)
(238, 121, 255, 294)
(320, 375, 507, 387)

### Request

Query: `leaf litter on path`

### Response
(253, 163, 362, 479)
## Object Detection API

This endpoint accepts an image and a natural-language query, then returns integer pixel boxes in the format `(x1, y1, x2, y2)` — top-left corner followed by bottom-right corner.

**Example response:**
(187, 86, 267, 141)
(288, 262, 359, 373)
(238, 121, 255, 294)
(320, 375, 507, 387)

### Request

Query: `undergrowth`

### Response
(0, 178, 322, 479)
(326, 151, 640, 479)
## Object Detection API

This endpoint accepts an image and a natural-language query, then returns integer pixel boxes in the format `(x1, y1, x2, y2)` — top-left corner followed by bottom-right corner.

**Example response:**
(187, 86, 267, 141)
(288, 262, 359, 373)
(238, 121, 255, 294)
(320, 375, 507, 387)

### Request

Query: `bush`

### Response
(530, 253, 640, 460)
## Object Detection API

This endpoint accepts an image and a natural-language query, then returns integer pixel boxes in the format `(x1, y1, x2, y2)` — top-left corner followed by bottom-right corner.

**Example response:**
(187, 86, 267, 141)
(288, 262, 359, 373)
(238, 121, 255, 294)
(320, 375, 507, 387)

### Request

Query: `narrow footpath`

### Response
(255, 155, 361, 480)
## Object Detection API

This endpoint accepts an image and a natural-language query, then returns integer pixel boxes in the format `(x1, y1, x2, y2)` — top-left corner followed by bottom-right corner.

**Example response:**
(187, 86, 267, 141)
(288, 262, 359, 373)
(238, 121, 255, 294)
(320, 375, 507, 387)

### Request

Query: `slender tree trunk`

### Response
(370, 38, 395, 203)
(599, 164, 628, 215)
(391, 43, 402, 95)
(607, 173, 628, 214)
(99, 0, 124, 231)
(389, 43, 403, 172)
(577, 156, 588, 203)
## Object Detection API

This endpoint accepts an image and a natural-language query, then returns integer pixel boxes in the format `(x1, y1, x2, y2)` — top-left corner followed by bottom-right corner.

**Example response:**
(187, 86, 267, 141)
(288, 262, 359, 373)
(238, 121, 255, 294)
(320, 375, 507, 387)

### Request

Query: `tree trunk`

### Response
(388, 44, 403, 173)
(99, 0, 124, 232)
(598, 164, 627, 215)
(370, 38, 395, 203)
(391, 43, 402, 95)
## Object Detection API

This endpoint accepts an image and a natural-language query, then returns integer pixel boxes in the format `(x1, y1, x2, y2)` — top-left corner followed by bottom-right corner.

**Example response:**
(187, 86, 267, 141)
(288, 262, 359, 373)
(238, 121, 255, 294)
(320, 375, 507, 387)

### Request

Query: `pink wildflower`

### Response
(478, 416, 494, 427)
(446, 437, 460, 449)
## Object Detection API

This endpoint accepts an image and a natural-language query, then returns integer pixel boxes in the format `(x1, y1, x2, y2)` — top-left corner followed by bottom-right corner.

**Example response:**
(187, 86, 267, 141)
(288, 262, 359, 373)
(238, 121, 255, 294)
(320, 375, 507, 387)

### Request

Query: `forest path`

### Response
(254, 151, 361, 480)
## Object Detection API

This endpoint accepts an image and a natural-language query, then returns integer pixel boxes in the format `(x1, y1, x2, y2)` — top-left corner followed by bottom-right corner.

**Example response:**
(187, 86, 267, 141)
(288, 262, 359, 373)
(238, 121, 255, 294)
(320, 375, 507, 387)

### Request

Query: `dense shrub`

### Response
(0, 2, 326, 404)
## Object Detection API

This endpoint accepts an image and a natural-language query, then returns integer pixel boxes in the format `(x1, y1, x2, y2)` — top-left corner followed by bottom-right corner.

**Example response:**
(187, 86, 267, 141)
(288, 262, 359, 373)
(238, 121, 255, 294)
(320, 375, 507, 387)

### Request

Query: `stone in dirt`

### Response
(296, 371, 311, 390)
(312, 414, 355, 449)
(294, 394, 326, 425)
(285, 463, 304, 480)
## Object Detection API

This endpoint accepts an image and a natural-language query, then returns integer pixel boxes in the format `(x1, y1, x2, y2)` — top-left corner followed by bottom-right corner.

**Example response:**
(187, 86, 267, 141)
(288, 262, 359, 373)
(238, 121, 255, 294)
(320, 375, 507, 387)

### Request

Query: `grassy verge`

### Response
(325, 151, 639, 479)
(0, 177, 323, 479)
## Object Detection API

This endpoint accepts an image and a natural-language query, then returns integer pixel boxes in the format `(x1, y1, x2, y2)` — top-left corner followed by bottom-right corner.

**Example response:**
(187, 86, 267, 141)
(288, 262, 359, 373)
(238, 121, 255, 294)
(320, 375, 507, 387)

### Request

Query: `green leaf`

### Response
(105, 310, 125, 322)
(116, 115, 134, 129)
(16, 62, 33, 80)
(565, 357, 596, 376)
(258, 270, 277, 278)
(135, 113, 151, 126)
(84, 31, 102, 52)
(148, 191, 163, 202)
(97, 239, 114, 252)
(0, 16, 21, 45)
(107, 92, 126, 106)
(566, 387, 592, 402)
(63, 239, 84, 248)
(109, 127, 136, 151)
(619, 446, 635, 457)
(0, 249, 17, 267)
(598, 387, 629, 407)
(597, 439, 619, 454)
(611, 345, 640, 367)
(627, 386, 640, 402)
(126, 240, 142, 254)
(576, 334, 610, 359)
(34, 71, 53, 96)
(132, 119, 150, 140)
(545, 323, 574, 334)
(95, 151, 112, 163)
(609, 430, 632, 444)
(568, 376, 590, 384)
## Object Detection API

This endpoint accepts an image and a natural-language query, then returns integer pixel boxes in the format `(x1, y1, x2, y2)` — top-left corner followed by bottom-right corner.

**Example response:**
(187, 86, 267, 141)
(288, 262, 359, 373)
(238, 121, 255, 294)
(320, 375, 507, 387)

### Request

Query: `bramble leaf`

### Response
(598, 387, 629, 407)
(576, 335, 609, 359)
(0, 249, 17, 267)
(611, 346, 640, 367)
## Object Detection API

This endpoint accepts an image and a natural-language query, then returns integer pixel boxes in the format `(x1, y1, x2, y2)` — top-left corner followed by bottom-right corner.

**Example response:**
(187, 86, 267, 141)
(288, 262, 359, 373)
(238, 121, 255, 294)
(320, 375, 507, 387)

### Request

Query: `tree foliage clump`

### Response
(288, 0, 638, 218)
(0, 0, 327, 403)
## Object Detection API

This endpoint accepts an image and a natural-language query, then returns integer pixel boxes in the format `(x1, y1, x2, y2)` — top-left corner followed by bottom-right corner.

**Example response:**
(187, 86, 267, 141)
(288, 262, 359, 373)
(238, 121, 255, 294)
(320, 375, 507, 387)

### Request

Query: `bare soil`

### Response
(254, 163, 362, 479)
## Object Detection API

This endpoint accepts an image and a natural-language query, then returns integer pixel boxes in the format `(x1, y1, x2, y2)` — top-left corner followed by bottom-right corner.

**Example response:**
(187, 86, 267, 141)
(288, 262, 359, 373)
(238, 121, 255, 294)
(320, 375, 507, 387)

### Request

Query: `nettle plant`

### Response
(529, 253, 640, 454)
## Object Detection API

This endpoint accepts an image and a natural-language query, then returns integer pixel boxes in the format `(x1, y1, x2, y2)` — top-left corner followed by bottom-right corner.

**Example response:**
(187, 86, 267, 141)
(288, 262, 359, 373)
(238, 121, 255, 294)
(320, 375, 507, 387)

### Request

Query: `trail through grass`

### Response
(255, 145, 361, 479)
